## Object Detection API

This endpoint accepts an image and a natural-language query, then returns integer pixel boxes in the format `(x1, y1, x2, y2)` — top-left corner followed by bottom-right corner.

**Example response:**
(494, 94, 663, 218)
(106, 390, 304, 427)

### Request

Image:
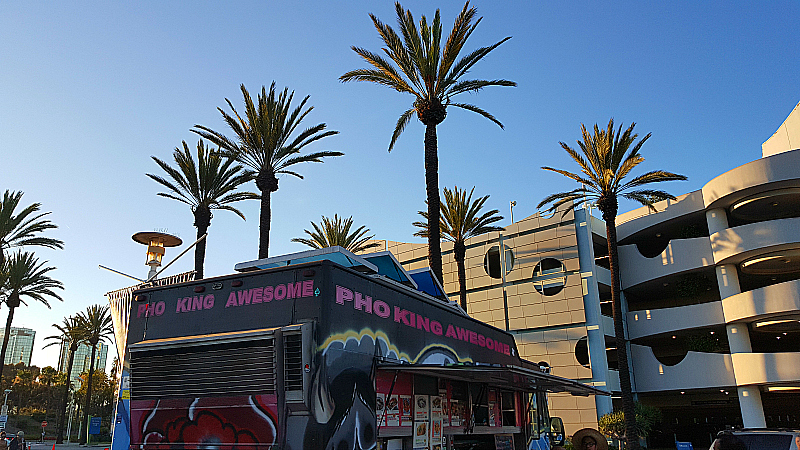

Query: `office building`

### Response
(0, 327, 36, 366)
(57, 340, 108, 386)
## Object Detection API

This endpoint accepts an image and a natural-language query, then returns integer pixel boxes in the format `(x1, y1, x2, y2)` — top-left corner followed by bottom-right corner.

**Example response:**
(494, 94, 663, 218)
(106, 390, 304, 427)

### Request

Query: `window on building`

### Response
(532, 258, 566, 295)
(484, 245, 514, 279)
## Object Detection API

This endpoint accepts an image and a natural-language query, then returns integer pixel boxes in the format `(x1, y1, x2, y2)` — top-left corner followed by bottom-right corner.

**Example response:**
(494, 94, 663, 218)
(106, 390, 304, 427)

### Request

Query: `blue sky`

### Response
(1, 1, 798, 369)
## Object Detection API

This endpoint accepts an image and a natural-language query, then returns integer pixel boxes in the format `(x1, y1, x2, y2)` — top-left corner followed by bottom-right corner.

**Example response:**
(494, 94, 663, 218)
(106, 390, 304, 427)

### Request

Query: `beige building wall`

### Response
(368, 207, 601, 433)
(762, 100, 800, 157)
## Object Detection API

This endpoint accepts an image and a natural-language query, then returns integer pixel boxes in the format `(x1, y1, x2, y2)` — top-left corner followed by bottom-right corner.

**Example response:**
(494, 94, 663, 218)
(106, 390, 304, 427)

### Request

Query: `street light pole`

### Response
(510, 201, 516, 224)
(2, 389, 11, 415)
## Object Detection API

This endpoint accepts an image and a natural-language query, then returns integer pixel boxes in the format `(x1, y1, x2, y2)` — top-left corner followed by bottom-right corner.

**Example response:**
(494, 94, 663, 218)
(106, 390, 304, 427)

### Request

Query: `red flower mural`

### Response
(133, 395, 277, 450)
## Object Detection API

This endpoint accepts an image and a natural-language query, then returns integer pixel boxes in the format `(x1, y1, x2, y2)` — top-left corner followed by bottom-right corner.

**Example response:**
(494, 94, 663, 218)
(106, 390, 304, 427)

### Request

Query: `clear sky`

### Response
(1, 1, 798, 370)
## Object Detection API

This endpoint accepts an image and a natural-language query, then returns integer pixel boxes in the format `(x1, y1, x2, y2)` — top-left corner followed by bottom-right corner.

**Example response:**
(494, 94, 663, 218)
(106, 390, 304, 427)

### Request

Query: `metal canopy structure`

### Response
(361, 251, 418, 289)
(377, 362, 609, 397)
(234, 246, 378, 273)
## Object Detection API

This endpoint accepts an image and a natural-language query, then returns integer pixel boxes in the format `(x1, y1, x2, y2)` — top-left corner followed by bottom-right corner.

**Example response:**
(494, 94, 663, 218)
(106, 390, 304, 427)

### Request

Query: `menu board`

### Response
(414, 395, 429, 421)
(377, 393, 386, 427)
(400, 395, 413, 426)
(413, 421, 428, 448)
(387, 394, 400, 426)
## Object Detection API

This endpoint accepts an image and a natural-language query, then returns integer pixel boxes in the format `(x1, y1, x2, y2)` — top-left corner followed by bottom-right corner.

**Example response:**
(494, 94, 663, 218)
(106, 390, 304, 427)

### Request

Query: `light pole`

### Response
(2, 389, 10, 415)
(510, 201, 516, 224)
(132, 231, 182, 281)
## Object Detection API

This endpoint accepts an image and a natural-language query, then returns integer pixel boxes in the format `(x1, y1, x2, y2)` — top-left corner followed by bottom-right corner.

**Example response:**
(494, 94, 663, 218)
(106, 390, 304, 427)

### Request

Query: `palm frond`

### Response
(446, 79, 516, 96)
(0, 191, 64, 258)
(389, 108, 416, 152)
(449, 102, 503, 128)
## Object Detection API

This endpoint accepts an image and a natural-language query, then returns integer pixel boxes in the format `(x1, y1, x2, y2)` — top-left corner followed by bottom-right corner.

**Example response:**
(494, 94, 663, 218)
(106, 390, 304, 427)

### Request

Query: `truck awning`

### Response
(377, 363, 609, 397)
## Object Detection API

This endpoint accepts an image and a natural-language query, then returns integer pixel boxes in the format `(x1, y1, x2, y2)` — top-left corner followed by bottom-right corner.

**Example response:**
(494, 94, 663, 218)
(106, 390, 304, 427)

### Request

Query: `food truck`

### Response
(114, 248, 605, 450)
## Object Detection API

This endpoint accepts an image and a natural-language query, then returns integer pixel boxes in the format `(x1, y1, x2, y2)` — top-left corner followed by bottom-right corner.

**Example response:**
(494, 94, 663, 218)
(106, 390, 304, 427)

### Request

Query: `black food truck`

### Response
(118, 248, 605, 450)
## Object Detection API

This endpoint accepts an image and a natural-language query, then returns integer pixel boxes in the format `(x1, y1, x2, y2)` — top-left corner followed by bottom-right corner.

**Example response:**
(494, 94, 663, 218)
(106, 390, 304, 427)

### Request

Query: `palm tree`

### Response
(413, 186, 503, 311)
(537, 119, 687, 450)
(0, 190, 64, 266)
(44, 316, 86, 444)
(0, 251, 63, 387)
(292, 215, 382, 253)
(341, 2, 515, 285)
(147, 139, 258, 279)
(76, 305, 113, 445)
(192, 83, 343, 259)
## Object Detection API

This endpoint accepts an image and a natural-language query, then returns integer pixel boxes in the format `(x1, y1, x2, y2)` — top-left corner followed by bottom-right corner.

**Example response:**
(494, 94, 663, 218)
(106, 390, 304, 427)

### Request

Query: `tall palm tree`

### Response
(0, 190, 64, 267)
(537, 119, 687, 450)
(192, 83, 343, 259)
(76, 305, 113, 445)
(0, 251, 63, 386)
(147, 139, 258, 279)
(292, 215, 382, 253)
(44, 316, 86, 444)
(413, 186, 503, 311)
(341, 1, 515, 285)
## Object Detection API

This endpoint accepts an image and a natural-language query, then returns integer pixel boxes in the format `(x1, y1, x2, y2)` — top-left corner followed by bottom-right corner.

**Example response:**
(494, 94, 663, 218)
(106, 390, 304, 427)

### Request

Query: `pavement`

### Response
(30, 442, 110, 450)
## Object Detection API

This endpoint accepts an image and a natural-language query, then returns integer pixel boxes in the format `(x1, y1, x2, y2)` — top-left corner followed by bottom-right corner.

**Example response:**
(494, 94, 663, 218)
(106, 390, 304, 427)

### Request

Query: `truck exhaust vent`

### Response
(283, 333, 303, 391)
(130, 339, 276, 399)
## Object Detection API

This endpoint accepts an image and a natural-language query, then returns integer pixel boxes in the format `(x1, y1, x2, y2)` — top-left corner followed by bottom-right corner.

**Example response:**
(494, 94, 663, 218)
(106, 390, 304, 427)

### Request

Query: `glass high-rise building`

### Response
(57, 340, 108, 386)
(0, 327, 36, 366)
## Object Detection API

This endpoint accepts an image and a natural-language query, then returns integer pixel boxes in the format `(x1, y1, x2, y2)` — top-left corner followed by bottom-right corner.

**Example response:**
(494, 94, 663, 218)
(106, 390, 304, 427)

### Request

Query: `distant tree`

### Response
(12, 368, 35, 410)
(599, 402, 663, 442)
(44, 316, 86, 443)
(538, 119, 686, 450)
(0, 190, 64, 267)
(38, 366, 58, 386)
(0, 252, 63, 387)
(76, 305, 113, 444)
(341, 1, 515, 284)
(74, 370, 114, 424)
(414, 186, 503, 311)
(292, 215, 382, 253)
(193, 83, 343, 259)
(147, 139, 258, 279)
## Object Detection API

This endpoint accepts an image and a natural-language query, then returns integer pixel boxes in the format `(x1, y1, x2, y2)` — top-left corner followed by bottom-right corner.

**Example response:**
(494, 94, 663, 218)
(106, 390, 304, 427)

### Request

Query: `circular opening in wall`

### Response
(532, 258, 566, 295)
(575, 336, 590, 368)
(484, 245, 514, 279)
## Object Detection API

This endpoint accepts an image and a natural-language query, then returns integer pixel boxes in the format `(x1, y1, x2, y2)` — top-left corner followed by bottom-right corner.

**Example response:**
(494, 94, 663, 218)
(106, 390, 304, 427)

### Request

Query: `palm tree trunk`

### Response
(56, 345, 77, 444)
(194, 207, 211, 280)
(454, 241, 467, 311)
(258, 190, 272, 260)
(0, 306, 16, 387)
(79, 343, 97, 445)
(424, 123, 443, 285)
(604, 217, 640, 450)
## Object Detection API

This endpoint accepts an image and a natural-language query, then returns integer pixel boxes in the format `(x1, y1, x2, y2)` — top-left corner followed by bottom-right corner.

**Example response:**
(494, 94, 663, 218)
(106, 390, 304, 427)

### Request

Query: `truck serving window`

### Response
(130, 338, 276, 399)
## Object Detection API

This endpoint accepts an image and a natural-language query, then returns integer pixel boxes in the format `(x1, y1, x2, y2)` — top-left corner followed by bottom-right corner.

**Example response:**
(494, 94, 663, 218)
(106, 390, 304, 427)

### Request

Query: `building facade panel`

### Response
(627, 301, 725, 339)
(618, 236, 714, 289)
(730, 352, 800, 385)
(702, 148, 800, 208)
(630, 345, 736, 392)
(710, 217, 800, 264)
(721, 278, 800, 323)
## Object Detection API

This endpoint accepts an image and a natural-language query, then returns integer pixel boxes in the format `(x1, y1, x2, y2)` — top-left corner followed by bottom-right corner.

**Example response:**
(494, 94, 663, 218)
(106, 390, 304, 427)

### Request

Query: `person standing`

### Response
(0, 431, 8, 450)
(8, 431, 25, 450)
